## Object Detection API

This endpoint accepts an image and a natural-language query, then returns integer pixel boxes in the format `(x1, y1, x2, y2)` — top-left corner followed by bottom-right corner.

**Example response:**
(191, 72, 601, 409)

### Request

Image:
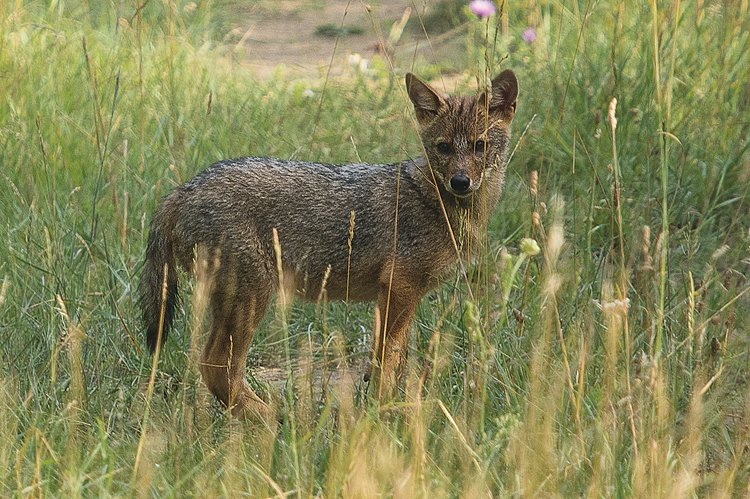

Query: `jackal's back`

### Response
(163, 157, 454, 301)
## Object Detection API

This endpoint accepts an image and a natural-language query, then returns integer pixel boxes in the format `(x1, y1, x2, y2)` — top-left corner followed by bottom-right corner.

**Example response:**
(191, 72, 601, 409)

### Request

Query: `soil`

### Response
(227, 0, 459, 79)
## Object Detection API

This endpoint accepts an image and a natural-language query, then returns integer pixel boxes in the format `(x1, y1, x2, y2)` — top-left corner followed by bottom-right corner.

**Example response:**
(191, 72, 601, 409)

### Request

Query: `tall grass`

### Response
(1, 0, 748, 496)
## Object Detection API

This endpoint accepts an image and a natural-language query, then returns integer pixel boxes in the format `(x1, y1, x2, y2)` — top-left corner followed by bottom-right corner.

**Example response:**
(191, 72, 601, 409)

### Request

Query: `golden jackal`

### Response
(139, 70, 518, 418)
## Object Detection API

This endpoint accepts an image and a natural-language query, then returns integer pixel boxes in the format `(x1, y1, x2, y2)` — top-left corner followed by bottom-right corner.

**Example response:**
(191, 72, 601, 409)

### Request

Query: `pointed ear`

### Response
(406, 73, 445, 123)
(480, 69, 518, 117)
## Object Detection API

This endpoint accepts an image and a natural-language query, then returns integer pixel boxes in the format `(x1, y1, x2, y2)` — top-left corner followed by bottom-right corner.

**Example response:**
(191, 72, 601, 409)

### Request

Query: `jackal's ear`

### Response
(406, 73, 445, 123)
(480, 69, 518, 117)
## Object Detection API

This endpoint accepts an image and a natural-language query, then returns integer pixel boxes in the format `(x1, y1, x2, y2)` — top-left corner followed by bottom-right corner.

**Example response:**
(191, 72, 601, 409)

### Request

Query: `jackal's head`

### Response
(406, 70, 518, 198)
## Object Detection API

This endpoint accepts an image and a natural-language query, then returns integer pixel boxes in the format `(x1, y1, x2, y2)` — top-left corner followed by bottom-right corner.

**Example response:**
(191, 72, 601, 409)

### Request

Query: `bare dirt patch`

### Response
(226, 0, 462, 80)
(230, 1, 407, 77)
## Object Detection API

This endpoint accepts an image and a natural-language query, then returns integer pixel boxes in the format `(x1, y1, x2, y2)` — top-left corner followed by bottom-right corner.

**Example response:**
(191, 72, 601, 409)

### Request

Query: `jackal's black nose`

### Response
(449, 173, 471, 194)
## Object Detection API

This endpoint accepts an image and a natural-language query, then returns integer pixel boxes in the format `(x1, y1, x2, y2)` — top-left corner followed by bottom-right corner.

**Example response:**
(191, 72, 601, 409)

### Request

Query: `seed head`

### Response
(529, 169, 538, 196)
(608, 97, 618, 131)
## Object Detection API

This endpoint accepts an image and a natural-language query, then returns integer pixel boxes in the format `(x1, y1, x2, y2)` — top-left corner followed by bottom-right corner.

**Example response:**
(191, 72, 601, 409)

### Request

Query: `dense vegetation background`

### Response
(1, 0, 748, 495)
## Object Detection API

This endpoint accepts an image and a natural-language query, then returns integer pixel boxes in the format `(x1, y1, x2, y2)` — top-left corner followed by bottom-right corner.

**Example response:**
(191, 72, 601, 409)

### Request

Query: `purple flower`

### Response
(469, 0, 496, 19)
(522, 27, 537, 44)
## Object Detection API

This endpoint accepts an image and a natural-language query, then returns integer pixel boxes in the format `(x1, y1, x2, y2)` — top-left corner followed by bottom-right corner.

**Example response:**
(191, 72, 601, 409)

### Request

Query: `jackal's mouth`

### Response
(449, 189, 474, 199)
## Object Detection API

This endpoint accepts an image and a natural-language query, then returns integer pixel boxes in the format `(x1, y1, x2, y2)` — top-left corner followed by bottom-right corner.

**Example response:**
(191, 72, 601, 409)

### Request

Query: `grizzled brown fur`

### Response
(139, 70, 518, 418)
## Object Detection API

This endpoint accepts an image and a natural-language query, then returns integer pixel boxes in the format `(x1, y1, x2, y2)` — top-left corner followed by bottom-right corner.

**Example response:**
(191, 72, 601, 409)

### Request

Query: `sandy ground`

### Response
(228, 0, 457, 79)
(233, 0, 409, 77)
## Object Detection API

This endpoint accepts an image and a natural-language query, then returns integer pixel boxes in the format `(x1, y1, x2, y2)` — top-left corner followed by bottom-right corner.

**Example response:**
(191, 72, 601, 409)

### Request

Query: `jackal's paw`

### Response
(230, 387, 272, 422)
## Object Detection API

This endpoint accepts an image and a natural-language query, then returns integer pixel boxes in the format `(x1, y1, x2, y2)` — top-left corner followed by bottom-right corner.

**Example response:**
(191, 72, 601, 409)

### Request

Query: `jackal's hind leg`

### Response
(200, 280, 271, 420)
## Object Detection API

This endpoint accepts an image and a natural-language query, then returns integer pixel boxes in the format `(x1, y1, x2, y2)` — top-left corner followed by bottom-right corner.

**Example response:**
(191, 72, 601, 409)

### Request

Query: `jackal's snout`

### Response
(449, 172, 472, 195)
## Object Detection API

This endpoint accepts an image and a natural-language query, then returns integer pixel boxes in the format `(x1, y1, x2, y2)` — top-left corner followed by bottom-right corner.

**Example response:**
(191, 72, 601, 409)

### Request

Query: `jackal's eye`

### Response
(436, 142, 453, 155)
(473, 139, 486, 154)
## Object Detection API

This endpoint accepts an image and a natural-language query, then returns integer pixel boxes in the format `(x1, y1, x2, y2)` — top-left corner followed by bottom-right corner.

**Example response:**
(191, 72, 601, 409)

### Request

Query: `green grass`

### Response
(1, 0, 749, 496)
(314, 23, 364, 38)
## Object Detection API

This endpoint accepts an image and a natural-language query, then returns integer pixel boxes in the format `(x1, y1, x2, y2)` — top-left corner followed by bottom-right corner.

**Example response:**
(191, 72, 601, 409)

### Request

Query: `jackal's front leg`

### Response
(370, 285, 420, 400)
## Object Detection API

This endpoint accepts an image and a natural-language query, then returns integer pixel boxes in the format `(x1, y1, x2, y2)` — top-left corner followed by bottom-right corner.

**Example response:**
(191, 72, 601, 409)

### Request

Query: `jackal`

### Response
(139, 70, 518, 418)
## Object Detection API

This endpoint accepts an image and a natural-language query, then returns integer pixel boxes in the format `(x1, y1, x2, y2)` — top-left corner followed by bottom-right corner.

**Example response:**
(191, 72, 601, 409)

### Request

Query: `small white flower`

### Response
(519, 238, 541, 256)
(348, 53, 369, 73)
(593, 298, 631, 314)
(348, 53, 362, 67)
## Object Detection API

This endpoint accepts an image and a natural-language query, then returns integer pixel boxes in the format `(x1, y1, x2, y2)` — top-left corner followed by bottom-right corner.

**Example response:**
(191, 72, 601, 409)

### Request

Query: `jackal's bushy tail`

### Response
(139, 203, 179, 354)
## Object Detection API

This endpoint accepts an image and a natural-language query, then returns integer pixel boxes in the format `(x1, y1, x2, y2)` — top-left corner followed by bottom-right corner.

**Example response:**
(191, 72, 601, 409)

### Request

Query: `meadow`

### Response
(1, 0, 749, 496)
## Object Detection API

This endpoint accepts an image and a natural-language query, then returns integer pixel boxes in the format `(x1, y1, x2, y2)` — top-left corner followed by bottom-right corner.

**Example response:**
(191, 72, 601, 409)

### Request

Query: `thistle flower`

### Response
(522, 27, 537, 44)
(469, 0, 496, 18)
